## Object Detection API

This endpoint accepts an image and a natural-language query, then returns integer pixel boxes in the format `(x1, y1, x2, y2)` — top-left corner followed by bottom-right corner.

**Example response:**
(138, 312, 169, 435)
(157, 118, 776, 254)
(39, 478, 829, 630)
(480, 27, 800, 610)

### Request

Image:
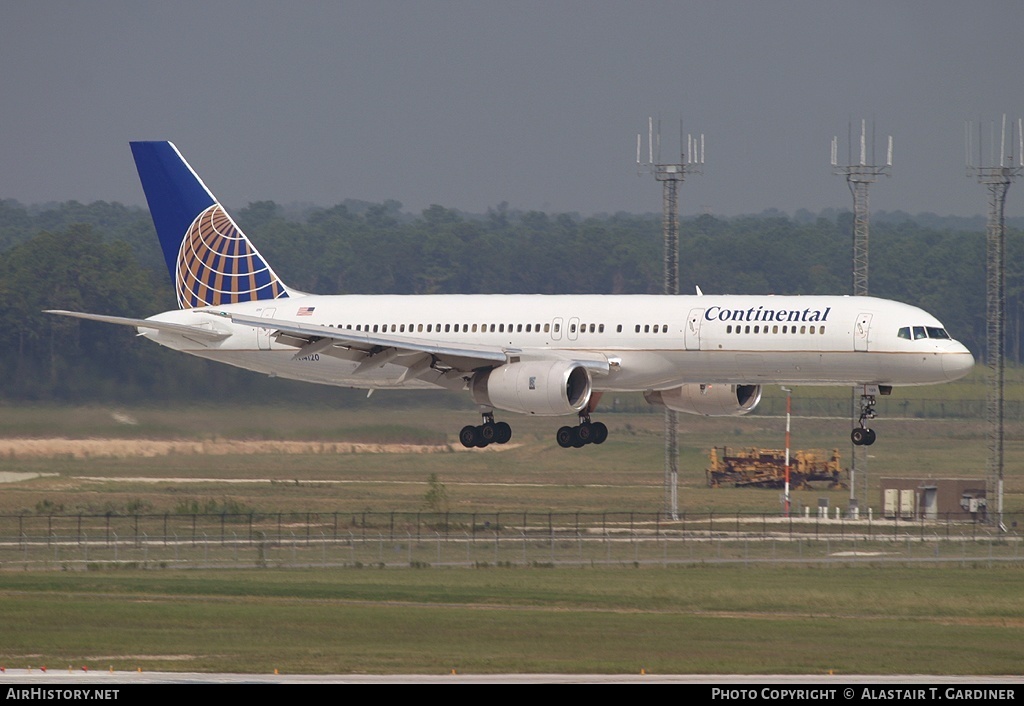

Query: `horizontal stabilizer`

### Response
(45, 310, 230, 341)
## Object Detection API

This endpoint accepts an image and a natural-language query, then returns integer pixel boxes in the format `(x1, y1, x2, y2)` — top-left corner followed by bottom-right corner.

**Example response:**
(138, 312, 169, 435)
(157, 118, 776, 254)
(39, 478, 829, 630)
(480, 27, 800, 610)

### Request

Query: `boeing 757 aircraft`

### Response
(48, 142, 974, 449)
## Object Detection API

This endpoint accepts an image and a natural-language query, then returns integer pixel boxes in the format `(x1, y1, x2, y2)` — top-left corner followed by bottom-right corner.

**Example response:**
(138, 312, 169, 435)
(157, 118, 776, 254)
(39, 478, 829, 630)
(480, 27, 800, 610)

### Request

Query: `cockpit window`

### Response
(900, 325, 951, 341)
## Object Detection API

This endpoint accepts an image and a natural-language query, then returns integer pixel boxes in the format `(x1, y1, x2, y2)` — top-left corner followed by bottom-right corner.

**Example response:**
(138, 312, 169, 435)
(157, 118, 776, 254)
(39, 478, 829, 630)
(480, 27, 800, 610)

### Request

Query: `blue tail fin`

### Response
(130, 141, 291, 309)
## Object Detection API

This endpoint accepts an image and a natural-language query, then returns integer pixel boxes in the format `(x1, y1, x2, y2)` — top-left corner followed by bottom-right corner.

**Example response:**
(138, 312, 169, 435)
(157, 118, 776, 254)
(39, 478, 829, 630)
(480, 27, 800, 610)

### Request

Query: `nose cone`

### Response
(942, 346, 975, 381)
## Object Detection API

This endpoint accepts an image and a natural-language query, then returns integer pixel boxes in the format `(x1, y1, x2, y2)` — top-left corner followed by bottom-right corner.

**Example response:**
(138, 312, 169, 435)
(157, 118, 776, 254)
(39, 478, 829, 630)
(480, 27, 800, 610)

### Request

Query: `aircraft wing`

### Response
(227, 312, 610, 376)
(45, 310, 231, 342)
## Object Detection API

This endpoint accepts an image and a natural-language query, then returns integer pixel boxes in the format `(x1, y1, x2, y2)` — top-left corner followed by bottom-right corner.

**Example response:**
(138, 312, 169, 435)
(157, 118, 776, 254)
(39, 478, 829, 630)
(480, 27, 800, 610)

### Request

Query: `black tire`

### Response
(494, 421, 512, 444)
(851, 428, 866, 446)
(572, 425, 587, 448)
(863, 428, 876, 446)
(556, 426, 576, 448)
(459, 425, 478, 448)
(576, 422, 593, 444)
(480, 423, 497, 443)
(591, 421, 609, 445)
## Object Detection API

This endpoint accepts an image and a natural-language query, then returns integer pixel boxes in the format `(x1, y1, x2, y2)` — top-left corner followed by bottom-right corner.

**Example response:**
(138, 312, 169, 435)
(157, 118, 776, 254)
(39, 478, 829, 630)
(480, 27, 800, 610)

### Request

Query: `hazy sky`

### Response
(4, 1, 1024, 218)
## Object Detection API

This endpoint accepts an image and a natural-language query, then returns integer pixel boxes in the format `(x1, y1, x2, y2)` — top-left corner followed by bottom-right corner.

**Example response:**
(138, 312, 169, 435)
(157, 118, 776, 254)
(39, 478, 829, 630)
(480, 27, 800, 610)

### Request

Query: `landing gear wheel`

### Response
(461, 413, 513, 449)
(556, 426, 576, 448)
(851, 427, 877, 446)
(556, 416, 610, 449)
(494, 421, 512, 444)
(459, 425, 479, 448)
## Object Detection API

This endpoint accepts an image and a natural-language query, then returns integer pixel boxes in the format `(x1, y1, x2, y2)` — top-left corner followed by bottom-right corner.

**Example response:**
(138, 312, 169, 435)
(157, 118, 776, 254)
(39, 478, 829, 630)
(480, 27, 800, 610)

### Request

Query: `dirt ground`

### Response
(0, 438, 460, 459)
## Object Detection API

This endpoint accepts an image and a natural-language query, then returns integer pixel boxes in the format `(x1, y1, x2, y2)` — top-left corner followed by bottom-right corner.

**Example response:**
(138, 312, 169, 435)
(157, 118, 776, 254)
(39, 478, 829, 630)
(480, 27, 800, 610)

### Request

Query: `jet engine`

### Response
(472, 361, 592, 416)
(644, 383, 762, 416)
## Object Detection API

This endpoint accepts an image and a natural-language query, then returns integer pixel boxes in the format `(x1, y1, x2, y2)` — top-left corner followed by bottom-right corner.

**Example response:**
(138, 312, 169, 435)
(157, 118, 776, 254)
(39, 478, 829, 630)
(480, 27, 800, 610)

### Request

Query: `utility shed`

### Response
(879, 478, 987, 521)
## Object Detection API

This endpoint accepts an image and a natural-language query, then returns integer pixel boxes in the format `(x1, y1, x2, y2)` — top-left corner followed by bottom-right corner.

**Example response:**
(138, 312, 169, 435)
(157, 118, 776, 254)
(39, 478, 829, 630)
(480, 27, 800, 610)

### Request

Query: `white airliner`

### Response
(48, 142, 974, 449)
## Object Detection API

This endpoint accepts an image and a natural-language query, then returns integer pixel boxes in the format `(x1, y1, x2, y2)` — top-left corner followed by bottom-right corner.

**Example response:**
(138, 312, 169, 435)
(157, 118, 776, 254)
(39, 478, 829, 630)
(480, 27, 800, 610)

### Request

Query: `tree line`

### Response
(0, 197, 1018, 403)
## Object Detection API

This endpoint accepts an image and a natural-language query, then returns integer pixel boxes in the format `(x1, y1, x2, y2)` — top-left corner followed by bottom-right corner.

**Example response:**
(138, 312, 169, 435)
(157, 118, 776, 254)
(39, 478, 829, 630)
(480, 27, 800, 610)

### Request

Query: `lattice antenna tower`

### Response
(637, 117, 704, 520)
(831, 120, 893, 515)
(966, 114, 1023, 530)
(831, 119, 893, 296)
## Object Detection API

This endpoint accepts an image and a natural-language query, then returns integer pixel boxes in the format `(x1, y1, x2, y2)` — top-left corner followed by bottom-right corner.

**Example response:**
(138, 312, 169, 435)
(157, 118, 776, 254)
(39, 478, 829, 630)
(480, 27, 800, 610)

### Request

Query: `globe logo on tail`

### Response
(176, 204, 288, 308)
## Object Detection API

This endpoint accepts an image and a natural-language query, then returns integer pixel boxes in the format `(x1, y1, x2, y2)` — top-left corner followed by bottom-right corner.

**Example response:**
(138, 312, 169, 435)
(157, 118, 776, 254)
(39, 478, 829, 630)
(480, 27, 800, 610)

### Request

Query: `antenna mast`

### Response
(967, 115, 1022, 530)
(831, 119, 893, 517)
(831, 119, 893, 296)
(638, 117, 704, 521)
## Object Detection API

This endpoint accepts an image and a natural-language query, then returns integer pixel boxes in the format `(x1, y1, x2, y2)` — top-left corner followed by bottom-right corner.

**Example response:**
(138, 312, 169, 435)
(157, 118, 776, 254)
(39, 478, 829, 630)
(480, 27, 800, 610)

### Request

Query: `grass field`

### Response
(0, 566, 1021, 675)
(0, 395, 1021, 676)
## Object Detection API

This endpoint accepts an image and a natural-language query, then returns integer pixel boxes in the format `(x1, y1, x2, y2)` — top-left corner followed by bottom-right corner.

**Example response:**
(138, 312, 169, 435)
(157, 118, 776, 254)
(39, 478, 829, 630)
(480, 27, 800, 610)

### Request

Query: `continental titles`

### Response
(704, 306, 831, 324)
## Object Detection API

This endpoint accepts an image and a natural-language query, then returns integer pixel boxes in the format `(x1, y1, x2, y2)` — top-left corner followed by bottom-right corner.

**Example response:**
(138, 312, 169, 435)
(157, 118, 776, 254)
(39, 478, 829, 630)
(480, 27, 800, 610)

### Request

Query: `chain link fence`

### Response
(1, 510, 1020, 570)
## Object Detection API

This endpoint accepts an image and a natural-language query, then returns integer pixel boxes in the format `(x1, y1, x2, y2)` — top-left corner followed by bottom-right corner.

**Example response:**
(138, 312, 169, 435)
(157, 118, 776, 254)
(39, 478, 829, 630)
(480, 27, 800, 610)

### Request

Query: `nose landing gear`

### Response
(851, 392, 877, 446)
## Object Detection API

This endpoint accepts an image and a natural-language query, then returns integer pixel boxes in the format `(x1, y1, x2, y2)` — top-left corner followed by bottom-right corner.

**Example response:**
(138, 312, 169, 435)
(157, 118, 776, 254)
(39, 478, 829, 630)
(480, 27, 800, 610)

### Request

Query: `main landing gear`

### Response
(459, 412, 512, 448)
(556, 413, 609, 449)
(851, 392, 877, 446)
(458, 409, 610, 450)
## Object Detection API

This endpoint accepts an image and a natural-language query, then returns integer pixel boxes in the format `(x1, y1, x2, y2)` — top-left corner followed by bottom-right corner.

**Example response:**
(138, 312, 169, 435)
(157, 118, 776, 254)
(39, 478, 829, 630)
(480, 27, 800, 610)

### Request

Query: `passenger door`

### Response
(685, 308, 704, 351)
(854, 312, 872, 352)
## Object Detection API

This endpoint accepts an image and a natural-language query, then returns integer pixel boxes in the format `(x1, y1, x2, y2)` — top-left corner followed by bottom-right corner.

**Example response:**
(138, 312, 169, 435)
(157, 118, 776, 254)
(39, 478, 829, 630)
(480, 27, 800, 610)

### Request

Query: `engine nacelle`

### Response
(644, 384, 762, 417)
(472, 360, 592, 416)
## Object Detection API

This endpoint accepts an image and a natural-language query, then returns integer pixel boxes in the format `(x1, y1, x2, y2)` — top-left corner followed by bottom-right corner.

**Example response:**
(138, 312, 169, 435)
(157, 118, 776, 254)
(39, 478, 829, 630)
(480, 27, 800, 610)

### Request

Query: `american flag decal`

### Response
(297, 306, 316, 316)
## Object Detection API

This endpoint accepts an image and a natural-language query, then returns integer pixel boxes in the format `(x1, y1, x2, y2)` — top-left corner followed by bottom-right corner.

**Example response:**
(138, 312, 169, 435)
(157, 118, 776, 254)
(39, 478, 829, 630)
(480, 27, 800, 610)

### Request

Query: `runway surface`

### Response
(1, 669, 1021, 684)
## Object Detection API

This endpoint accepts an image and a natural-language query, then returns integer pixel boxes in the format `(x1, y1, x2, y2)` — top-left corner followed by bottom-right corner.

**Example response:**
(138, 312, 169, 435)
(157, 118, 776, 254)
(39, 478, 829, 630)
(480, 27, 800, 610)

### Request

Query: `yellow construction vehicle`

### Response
(706, 447, 847, 489)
